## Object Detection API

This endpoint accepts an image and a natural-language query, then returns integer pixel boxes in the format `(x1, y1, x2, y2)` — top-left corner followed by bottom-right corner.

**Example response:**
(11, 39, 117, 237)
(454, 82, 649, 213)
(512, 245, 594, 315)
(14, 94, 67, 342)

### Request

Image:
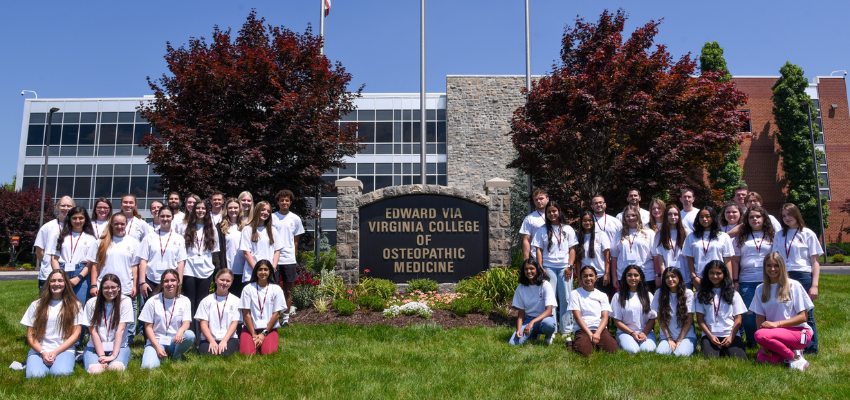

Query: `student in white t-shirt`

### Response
(652, 267, 696, 357)
(48, 206, 98, 305)
(615, 188, 651, 226)
(239, 260, 285, 355)
(196, 268, 241, 356)
(590, 195, 623, 266)
(35, 196, 75, 290)
(173, 194, 199, 235)
(90, 197, 112, 240)
(682, 207, 734, 290)
(139, 269, 195, 369)
(648, 198, 665, 233)
(147, 200, 163, 232)
(237, 191, 255, 230)
(610, 205, 656, 292)
(532, 201, 578, 336)
(745, 192, 783, 233)
(138, 208, 187, 299)
(82, 273, 134, 373)
(652, 204, 691, 289)
(240, 201, 283, 283)
(568, 266, 618, 356)
(119, 194, 150, 243)
(520, 189, 549, 260)
(182, 199, 220, 342)
(166, 192, 183, 224)
(695, 261, 747, 360)
(576, 211, 610, 290)
(720, 201, 743, 235)
(751, 252, 815, 371)
(509, 258, 557, 345)
(732, 205, 775, 347)
(772, 203, 823, 355)
(273, 189, 305, 326)
(20, 269, 84, 379)
(221, 198, 247, 297)
(678, 188, 698, 232)
(209, 192, 225, 272)
(611, 265, 657, 354)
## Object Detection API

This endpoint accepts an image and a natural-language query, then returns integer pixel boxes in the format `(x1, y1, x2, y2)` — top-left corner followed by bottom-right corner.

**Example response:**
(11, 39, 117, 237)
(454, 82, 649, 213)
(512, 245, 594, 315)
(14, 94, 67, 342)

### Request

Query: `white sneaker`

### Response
(545, 335, 554, 345)
(789, 357, 809, 371)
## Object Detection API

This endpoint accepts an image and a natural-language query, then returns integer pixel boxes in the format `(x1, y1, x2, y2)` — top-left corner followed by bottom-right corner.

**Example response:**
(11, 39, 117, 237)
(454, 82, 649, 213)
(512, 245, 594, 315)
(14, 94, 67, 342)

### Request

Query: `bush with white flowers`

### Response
(383, 301, 432, 319)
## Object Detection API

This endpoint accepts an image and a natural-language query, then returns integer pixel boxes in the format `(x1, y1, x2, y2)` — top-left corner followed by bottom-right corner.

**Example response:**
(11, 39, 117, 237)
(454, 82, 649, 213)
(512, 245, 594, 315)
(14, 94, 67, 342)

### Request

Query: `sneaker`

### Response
(282, 320, 290, 327)
(789, 357, 809, 371)
(545, 335, 554, 345)
(565, 337, 574, 350)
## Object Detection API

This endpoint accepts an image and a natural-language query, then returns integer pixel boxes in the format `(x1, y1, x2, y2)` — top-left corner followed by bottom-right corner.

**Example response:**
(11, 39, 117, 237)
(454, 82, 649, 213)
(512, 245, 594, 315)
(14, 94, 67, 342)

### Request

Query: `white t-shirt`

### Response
(519, 211, 546, 243)
(567, 287, 611, 333)
(734, 232, 772, 283)
(184, 224, 221, 279)
(680, 208, 698, 232)
(694, 289, 747, 337)
(223, 226, 246, 275)
(749, 280, 814, 331)
(124, 216, 150, 242)
(239, 283, 285, 329)
(20, 299, 85, 353)
(210, 212, 223, 227)
(609, 228, 655, 280)
(681, 231, 734, 279)
(592, 214, 623, 251)
(768, 215, 783, 233)
(579, 233, 610, 277)
(651, 228, 692, 283)
(84, 295, 134, 349)
(172, 212, 186, 228)
(195, 293, 241, 341)
(148, 221, 160, 232)
(137, 230, 188, 284)
(616, 207, 651, 226)
(45, 232, 98, 269)
(138, 293, 193, 345)
(771, 228, 824, 273)
(610, 291, 657, 334)
(511, 281, 557, 318)
(651, 289, 696, 340)
(35, 220, 63, 280)
(273, 212, 305, 265)
(91, 220, 109, 239)
(86, 236, 141, 295)
(239, 226, 284, 282)
(721, 223, 740, 235)
(531, 224, 578, 268)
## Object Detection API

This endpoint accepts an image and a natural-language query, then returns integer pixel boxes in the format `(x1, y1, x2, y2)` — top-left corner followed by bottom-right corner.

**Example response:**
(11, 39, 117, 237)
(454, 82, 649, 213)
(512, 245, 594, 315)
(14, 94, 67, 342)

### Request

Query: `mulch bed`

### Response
(291, 308, 517, 329)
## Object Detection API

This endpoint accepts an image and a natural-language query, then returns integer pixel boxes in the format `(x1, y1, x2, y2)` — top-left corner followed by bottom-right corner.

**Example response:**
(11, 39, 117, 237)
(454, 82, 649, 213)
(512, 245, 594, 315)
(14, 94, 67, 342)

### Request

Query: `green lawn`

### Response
(1, 277, 849, 400)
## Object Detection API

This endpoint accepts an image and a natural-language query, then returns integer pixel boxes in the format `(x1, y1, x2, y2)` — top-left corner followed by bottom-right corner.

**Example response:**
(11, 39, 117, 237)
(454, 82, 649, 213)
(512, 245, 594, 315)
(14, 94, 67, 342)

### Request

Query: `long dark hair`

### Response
(55, 206, 95, 251)
(658, 267, 689, 329)
(697, 261, 736, 305)
(779, 203, 806, 236)
(543, 201, 569, 252)
(659, 204, 686, 251)
(518, 258, 548, 286)
(737, 205, 775, 248)
(184, 199, 216, 252)
(576, 211, 596, 260)
(618, 265, 651, 313)
(249, 259, 278, 285)
(250, 201, 276, 244)
(692, 206, 720, 240)
(91, 274, 123, 332)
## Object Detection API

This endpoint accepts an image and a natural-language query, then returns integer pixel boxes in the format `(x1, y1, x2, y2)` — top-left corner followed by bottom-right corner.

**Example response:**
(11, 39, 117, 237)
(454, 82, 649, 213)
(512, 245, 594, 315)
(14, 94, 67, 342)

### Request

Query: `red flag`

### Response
(324, 0, 331, 16)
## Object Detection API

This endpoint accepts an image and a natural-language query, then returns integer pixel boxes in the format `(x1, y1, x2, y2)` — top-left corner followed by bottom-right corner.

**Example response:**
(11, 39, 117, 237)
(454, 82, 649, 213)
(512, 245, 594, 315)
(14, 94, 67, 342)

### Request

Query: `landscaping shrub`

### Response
(353, 275, 398, 300)
(407, 278, 439, 293)
(313, 297, 330, 313)
(456, 266, 519, 304)
(832, 254, 846, 263)
(383, 302, 432, 319)
(292, 284, 319, 310)
(318, 270, 347, 301)
(356, 295, 387, 312)
(333, 298, 357, 316)
(446, 296, 493, 317)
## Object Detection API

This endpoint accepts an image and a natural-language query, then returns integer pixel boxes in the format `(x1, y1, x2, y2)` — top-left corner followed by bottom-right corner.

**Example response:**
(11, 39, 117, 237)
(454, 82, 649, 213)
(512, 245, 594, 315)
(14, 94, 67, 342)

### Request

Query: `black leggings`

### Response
(182, 275, 213, 342)
(199, 338, 240, 357)
(700, 335, 747, 360)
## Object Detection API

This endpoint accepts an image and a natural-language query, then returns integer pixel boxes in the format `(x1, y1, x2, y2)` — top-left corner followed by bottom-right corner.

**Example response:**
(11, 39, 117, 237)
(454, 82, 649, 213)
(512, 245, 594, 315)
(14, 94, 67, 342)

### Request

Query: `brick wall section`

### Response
(817, 77, 850, 241)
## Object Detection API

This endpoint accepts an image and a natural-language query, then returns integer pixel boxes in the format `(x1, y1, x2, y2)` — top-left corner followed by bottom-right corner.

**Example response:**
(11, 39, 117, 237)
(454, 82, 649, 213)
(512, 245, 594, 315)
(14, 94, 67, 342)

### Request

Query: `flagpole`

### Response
(525, 0, 533, 212)
(318, 0, 326, 262)
(420, 0, 427, 184)
(320, 0, 325, 55)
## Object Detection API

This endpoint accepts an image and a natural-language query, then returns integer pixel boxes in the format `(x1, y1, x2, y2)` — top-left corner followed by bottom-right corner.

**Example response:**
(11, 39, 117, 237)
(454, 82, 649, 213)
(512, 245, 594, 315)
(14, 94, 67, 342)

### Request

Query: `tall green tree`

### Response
(701, 41, 745, 201)
(771, 62, 829, 236)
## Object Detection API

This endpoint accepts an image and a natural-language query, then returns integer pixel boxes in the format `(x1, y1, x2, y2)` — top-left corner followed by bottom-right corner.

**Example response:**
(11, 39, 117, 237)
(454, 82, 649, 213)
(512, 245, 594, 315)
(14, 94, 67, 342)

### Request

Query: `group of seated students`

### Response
(514, 186, 822, 372)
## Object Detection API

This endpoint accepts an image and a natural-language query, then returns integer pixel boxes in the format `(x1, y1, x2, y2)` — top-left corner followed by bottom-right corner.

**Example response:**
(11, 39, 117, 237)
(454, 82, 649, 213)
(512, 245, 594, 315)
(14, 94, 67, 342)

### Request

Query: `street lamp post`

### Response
(39, 107, 60, 227)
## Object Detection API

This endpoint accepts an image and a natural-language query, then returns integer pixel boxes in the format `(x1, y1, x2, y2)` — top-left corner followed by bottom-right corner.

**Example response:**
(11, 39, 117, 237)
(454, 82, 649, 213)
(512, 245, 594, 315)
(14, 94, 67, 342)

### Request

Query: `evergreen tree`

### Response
(771, 62, 829, 236)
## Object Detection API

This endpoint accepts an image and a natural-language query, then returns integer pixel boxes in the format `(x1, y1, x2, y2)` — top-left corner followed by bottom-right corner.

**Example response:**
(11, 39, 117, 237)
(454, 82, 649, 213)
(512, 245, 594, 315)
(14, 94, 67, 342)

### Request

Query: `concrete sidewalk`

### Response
(0, 270, 38, 281)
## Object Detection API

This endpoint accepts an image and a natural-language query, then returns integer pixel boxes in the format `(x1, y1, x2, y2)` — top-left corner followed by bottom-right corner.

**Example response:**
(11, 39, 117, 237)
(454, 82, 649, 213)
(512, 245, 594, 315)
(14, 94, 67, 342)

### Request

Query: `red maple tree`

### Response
(509, 10, 748, 216)
(0, 186, 54, 265)
(138, 11, 362, 209)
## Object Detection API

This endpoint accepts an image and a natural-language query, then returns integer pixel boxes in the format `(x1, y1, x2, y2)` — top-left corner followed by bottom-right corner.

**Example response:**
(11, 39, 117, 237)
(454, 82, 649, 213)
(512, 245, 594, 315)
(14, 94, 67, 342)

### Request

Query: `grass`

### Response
(1, 277, 849, 400)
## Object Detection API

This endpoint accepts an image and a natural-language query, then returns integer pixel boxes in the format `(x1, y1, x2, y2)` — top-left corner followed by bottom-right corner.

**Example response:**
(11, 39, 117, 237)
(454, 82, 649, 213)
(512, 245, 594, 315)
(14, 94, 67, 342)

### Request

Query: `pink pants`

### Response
(754, 327, 811, 364)
(239, 329, 279, 355)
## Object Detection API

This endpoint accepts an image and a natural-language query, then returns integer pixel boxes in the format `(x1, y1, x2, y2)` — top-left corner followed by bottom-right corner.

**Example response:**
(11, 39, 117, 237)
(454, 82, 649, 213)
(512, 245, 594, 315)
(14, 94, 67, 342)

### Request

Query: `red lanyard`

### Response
(215, 294, 228, 325)
(554, 226, 562, 250)
(158, 230, 173, 260)
(752, 233, 765, 253)
(784, 229, 799, 259)
(627, 230, 639, 251)
(162, 295, 178, 328)
(195, 234, 204, 254)
(595, 215, 606, 232)
(256, 284, 268, 316)
(701, 234, 713, 257)
(712, 293, 721, 320)
(70, 232, 84, 258)
(93, 221, 102, 238)
(536, 210, 543, 218)
(126, 217, 134, 236)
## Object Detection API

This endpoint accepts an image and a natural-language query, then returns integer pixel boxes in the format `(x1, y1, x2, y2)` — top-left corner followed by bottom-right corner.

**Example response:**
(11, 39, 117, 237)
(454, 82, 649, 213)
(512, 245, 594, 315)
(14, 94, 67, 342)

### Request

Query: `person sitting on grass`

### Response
(751, 252, 814, 371)
(610, 265, 657, 354)
(239, 259, 285, 355)
(695, 260, 748, 360)
(509, 258, 557, 345)
(83, 273, 134, 373)
(568, 266, 618, 356)
(20, 269, 84, 379)
(196, 268, 241, 356)
(652, 267, 696, 357)
(139, 269, 195, 369)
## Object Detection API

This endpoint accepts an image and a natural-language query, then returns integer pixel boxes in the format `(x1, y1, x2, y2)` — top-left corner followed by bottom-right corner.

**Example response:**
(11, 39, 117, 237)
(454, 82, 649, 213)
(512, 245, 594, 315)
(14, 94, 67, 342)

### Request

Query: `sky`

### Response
(2, 0, 849, 182)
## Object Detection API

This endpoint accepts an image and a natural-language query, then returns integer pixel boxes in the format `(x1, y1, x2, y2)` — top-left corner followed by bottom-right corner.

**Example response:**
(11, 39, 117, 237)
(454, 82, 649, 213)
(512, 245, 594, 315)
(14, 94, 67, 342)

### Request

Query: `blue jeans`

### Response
(788, 271, 818, 354)
(738, 281, 761, 347)
(544, 265, 574, 334)
(617, 331, 657, 353)
(509, 315, 556, 345)
(61, 262, 90, 346)
(25, 349, 76, 379)
(82, 347, 131, 372)
(655, 337, 696, 357)
(141, 330, 196, 369)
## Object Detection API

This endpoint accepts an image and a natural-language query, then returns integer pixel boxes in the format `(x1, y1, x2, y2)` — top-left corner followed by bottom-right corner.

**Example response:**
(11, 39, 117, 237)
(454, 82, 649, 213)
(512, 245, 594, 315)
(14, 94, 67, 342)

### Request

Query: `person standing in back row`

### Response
(679, 188, 698, 232)
(273, 190, 304, 327)
(616, 189, 650, 226)
(520, 189, 549, 260)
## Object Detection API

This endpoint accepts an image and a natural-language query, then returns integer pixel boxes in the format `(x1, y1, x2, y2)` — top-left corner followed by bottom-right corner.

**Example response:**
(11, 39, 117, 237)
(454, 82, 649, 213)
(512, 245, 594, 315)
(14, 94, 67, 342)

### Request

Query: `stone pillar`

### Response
(335, 177, 362, 283)
(485, 178, 512, 268)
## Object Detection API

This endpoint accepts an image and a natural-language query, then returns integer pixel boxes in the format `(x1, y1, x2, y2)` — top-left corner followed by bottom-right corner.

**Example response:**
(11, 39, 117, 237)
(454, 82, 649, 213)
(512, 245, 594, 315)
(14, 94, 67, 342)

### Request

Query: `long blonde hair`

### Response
(237, 191, 254, 230)
(620, 205, 649, 241)
(96, 213, 127, 269)
(761, 252, 791, 302)
(220, 198, 241, 234)
(31, 270, 81, 342)
(249, 201, 275, 244)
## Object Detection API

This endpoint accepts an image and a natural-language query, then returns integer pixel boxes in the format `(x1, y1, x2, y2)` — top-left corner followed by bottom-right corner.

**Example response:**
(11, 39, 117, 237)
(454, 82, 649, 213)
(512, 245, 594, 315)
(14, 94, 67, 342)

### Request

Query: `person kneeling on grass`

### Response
(695, 261, 748, 360)
(651, 267, 696, 356)
(139, 269, 195, 369)
(83, 273, 134, 373)
(239, 260, 285, 355)
(509, 258, 557, 345)
(568, 266, 618, 356)
(196, 268, 240, 356)
(610, 265, 657, 353)
(751, 252, 814, 371)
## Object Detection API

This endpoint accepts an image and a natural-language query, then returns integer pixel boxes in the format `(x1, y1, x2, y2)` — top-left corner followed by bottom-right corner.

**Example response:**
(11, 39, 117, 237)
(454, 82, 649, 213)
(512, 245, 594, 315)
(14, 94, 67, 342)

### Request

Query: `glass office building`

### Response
(15, 94, 448, 246)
